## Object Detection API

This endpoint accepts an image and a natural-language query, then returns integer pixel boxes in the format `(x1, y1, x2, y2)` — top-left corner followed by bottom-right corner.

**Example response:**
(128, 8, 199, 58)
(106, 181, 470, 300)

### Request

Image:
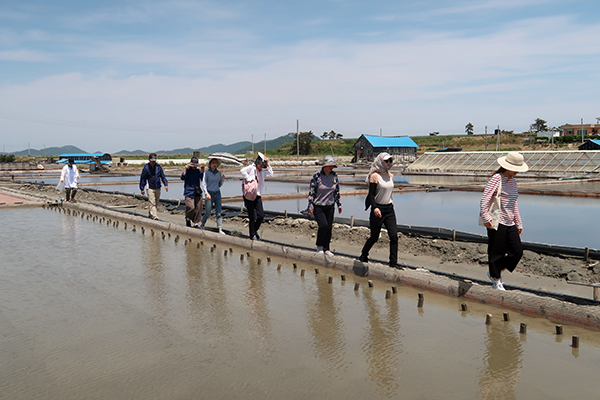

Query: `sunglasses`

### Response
(384, 159, 393, 163)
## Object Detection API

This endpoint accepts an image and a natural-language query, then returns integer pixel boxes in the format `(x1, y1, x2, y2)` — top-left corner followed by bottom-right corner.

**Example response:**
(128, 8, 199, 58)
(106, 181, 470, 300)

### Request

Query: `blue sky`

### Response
(1, 0, 599, 153)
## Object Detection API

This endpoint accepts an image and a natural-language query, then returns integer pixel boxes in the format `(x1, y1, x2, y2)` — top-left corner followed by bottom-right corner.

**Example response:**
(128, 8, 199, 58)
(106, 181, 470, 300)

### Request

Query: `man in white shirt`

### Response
(60, 158, 80, 202)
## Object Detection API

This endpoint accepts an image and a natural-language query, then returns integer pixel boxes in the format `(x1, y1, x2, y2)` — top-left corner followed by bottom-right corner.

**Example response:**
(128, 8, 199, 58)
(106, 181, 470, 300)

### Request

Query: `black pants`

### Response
(65, 188, 77, 201)
(314, 205, 335, 250)
(244, 195, 264, 238)
(487, 224, 523, 279)
(361, 203, 398, 266)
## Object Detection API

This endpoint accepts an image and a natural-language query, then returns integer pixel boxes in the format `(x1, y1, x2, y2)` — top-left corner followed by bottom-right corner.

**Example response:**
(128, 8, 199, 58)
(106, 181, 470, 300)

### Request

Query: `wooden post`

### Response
(368, 280, 373, 288)
(461, 303, 468, 311)
(341, 274, 346, 281)
(520, 323, 527, 334)
(350, 215, 355, 228)
(417, 293, 424, 307)
(314, 268, 319, 274)
(572, 336, 579, 348)
(392, 286, 397, 294)
(556, 325, 563, 335)
(354, 283, 360, 291)
(385, 290, 391, 299)
(300, 269, 305, 277)
(503, 312, 510, 321)
(328, 276, 333, 284)
(485, 314, 492, 325)
(585, 247, 589, 262)
(277, 264, 281, 271)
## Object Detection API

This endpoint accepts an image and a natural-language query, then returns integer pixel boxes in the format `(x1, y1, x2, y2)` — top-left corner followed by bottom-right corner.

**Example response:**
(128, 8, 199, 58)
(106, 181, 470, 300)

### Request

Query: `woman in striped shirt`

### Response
(480, 152, 529, 290)
(308, 155, 342, 256)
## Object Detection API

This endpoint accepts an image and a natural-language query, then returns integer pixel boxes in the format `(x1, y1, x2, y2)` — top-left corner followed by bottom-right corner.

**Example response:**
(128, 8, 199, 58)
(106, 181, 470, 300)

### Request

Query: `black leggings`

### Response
(244, 196, 265, 238)
(361, 203, 398, 266)
(314, 205, 335, 250)
(65, 188, 77, 201)
(487, 224, 523, 279)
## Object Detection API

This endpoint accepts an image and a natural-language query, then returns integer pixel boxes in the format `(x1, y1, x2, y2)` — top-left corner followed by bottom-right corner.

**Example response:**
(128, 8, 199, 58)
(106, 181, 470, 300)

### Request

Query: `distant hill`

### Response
(11, 145, 87, 156)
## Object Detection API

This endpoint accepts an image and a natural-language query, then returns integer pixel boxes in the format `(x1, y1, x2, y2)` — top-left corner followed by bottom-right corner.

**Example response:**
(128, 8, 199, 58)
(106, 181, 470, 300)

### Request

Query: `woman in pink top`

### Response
(480, 152, 529, 290)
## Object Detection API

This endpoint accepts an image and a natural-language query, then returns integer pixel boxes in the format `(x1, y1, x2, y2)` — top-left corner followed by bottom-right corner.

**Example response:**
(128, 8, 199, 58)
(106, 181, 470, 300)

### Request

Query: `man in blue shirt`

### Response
(180, 156, 204, 227)
(139, 153, 169, 220)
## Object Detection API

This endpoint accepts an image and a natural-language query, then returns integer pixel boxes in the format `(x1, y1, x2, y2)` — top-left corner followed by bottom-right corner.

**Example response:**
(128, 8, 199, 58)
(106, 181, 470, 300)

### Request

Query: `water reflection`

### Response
(360, 290, 403, 398)
(243, 258, 273, 356)
(306, 279, 348, 376)
(477, 323, 523, 399)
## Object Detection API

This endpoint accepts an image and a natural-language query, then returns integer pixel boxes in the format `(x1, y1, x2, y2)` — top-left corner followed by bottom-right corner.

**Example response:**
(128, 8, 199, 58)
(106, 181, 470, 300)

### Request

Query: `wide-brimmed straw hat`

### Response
(497, 152, 528, 172)
(322, 155, 337, 168)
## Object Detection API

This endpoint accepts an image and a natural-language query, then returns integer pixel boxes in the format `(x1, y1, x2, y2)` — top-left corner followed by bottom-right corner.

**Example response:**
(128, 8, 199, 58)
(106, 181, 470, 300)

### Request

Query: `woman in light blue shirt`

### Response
(201, 158, 225, 234)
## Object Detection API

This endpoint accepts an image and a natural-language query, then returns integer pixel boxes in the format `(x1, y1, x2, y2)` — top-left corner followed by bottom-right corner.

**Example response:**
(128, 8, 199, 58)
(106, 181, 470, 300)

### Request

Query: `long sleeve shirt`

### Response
(307, 169, 341, 210)
(240, 164, 273, 196)
(60, 164, 79, 188)
(180, 168, 203, 198)
(480, 173, 522, 229)
(201, 167, 224, 198)
(140, 163, 168, 191)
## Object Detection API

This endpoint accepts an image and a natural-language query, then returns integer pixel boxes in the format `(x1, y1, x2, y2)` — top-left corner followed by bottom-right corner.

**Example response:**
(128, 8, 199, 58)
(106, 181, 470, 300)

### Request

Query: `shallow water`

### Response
(1, 208, 600, 399)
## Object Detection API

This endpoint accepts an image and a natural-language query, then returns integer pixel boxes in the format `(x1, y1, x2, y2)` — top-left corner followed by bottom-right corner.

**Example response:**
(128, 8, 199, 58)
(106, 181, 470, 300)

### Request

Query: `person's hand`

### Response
(141, 190, 145, 195)
(200, 165, 205, 172)
(165, 186, 169, 192)
(60, 179, 64, 183)
(222, 172, 225, 178)
(338, 206, 342, 214)
(374, 208, 382, 218)
(309, 208, 314, 215)
(518, 228, 523, 235)
(484, 221, 493, 229)
(207, 193, 212, 200)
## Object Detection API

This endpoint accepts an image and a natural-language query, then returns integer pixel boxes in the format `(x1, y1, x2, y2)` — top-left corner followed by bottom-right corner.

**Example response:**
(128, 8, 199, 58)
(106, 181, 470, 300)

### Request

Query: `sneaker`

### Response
(194, 223, 200, 228)
(324, 250, 334, 257)
(359, 255, 369, 263)
(316, 246, 324, 254)
(492, 281, 506, 291)
(200, 224, 205, 230)
(219, 228, 226, 235)
(186, 219, 191, 227)
(251, 235, 260, 240)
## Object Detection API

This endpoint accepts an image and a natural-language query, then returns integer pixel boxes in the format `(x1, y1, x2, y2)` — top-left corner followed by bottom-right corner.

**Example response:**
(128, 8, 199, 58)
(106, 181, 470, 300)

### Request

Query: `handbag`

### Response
(479, 177, 502, 230)
(242, 178, 258, 201)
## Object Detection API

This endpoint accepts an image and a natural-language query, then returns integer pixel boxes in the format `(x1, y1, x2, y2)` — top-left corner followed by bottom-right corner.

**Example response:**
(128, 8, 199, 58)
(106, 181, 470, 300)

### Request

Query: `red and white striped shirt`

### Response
(480, 173, 522, 229)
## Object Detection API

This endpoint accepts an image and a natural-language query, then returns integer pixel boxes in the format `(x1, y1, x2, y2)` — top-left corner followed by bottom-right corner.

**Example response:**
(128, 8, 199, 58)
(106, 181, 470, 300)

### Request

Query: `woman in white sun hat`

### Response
(480, 152, 529, 290)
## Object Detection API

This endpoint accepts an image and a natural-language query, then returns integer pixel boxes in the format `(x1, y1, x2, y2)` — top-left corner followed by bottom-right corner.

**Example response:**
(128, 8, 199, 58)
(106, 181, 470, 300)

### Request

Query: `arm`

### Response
(240, 165, 255, 181)
(159, 165, 168, 191)
(307, 172, 319, 214)
(139, 165, 148, 193)
(201, 171, 209, 199)
(60, 166, 66, 182)
(219, 171, 224, 187)
(333, 173, 342, 212)
(480, 174, 500, 227)
(514, 200, 523, 233)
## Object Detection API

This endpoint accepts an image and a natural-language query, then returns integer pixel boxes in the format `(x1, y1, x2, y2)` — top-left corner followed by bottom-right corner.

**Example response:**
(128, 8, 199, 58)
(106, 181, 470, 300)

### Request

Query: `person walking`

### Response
(307, 155, 342, 256)
(200, 157, 226, 234)
(240, 153, 273, 240)
(359, 152, 399, 268)
(139, 153, 169, 220)
(480, 152, 528, 290)
(60, 157, 80, 202)
(180, 156, 204, 228)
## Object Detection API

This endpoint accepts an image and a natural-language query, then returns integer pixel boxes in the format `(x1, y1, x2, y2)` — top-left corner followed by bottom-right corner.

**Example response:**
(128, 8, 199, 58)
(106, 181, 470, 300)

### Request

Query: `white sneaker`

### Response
(492, 281, 506, 291)
(324, 250, 334, 257)
(316, 246, 324, 254)
(219, 228, 226, 235)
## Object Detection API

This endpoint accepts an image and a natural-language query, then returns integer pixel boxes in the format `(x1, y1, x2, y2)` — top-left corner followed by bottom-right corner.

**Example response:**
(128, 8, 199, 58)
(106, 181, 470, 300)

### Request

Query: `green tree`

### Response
(296, 131, 315, 155)
(465, 122, 474, 135)
(530, 118, 548, 133)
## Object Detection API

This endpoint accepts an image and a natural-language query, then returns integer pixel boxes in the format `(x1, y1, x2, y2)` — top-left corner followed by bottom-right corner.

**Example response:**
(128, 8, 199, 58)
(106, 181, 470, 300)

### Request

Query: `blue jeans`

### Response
(201, 190, 222, 228)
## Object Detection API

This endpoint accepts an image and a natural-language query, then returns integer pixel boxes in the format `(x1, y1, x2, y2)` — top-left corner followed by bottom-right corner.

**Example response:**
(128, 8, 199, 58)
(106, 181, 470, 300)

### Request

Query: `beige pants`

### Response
(147, 188, 161, 219)
(185, 196, 203, 224)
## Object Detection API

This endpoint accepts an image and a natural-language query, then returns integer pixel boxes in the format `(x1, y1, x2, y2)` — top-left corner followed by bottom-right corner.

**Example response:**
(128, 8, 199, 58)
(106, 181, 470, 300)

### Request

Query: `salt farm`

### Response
(1, 153, 600, 399)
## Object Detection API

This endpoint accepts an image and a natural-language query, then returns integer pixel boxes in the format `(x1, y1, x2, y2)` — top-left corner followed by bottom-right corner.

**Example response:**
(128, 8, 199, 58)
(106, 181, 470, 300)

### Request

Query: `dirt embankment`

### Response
(11, 181, 600, 285)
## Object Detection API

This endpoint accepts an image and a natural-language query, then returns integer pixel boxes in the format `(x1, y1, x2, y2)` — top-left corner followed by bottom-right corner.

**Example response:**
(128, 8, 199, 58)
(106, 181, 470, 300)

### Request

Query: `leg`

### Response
(254, 196, 265, 234)
(488, 224, 507, 280)
(148, 188, 160, 219)
(213, 191, 223, 228)
(184, 197, 196, 223)
(501, 225, 523, 273)
(70, 188, 77, 201)
(323, 205, 335, 251)
(193, 195, 203, 225)
(65, 188, 71, 201)
(201, 196, 213, 226)
(313, 206, 328, 249)
(361, 208, 384, 259)
(382, 206, 398, 266)
(244, 197, 257, 238)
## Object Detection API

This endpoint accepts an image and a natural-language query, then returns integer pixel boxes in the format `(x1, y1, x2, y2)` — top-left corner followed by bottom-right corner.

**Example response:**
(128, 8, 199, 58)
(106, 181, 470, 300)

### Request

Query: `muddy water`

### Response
(1, 208, 600, 399)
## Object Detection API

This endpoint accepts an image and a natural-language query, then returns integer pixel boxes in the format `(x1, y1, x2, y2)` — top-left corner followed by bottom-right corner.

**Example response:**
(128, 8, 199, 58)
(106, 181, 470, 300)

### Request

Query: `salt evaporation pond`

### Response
(1, 207, 600, 399)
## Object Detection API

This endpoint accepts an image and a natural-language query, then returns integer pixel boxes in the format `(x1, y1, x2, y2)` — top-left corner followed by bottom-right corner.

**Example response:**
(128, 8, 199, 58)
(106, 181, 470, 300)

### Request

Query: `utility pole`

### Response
(264, 133, 267, 154)
(296, 119, 299, 160)
(485, 126, 488, 151)
(380, 128, 382, 137)
(581, 118, 584, 144)
(252, 134, 254, 153)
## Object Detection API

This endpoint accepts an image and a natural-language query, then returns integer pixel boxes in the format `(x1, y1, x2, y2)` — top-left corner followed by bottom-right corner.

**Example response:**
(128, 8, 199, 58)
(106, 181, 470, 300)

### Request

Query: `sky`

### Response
(1, 0, 599, 153)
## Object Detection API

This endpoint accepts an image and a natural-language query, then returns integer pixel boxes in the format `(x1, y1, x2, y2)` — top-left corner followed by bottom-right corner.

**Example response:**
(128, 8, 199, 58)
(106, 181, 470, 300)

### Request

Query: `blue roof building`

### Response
(353, 134, 419, 163)
(578, 139, 600, 151)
